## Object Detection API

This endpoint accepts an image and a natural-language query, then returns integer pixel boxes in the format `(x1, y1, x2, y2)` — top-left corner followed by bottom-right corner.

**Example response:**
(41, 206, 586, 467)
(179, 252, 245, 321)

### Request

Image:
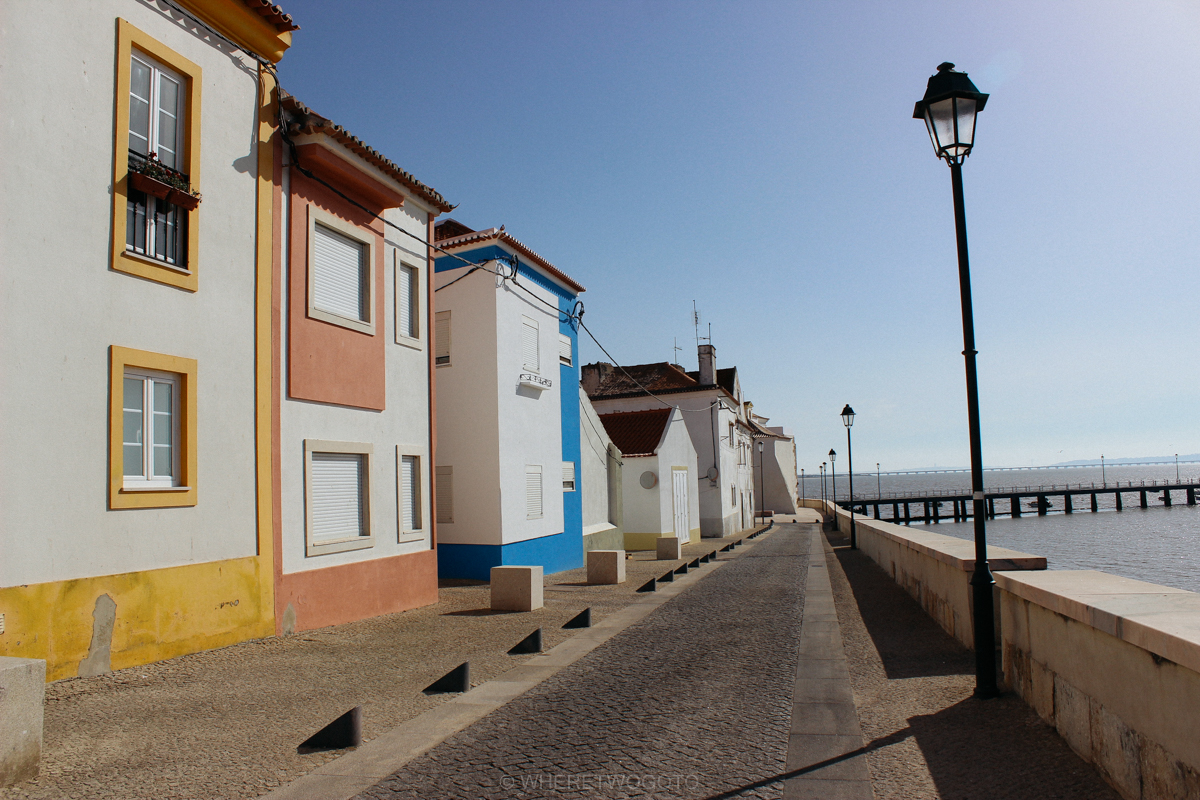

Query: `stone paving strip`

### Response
(349, 522, 810, 800)
(0, 528, 770, 800)
(823, 528, 1122, 800)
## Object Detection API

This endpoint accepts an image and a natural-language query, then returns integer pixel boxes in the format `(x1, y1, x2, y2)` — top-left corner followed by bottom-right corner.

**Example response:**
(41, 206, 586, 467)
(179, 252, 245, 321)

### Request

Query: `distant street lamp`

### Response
(877, 463, 882, 499)
(1101, 454, 1106, 488)
(801, 468, 806, 506)
(829, 448, 837, 515)
(1176, 453, 1180, 483)
(821, 462, 827, 508)
(842, 405, 857, 549)
(914, 61, 997, 698)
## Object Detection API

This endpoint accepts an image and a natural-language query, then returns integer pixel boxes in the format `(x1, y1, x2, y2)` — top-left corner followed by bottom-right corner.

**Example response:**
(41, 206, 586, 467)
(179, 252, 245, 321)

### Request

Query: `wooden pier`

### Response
(836, 480, 1200, 525)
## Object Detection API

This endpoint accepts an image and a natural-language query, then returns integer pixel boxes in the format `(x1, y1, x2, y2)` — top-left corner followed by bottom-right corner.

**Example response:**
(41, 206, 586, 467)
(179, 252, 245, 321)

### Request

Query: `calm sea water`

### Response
(800, 463, 1200, 594)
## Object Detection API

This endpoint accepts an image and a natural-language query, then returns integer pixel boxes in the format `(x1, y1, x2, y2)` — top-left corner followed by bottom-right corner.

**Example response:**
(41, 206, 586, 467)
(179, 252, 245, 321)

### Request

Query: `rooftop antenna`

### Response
(672, 337, 683, 365)
(692, 300, 701, 351)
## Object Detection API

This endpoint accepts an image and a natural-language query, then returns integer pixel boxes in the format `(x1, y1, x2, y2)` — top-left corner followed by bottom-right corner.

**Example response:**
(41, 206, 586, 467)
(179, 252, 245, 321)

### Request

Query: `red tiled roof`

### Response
(589, 363, 698, 398)
(598, 409, 673, 457)
(435, 226, 585, 294)
(241, 0, 299, 32)
(281, 93, 454, 213)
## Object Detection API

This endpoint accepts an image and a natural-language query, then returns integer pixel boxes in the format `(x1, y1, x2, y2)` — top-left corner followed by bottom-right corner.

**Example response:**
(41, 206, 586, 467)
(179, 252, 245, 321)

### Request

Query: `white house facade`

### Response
(431, 221, 585, 579)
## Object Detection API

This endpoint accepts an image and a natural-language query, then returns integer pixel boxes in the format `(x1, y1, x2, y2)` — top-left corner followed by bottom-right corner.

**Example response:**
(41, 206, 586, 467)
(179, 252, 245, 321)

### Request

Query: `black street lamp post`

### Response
(914, 61, 997, 697)
(842, 405, 857, 549)
(801, 468, 806, 505)
(828, 448, 837, 526)
(877, 463, 881, 499)
(821, 462, 827, 507)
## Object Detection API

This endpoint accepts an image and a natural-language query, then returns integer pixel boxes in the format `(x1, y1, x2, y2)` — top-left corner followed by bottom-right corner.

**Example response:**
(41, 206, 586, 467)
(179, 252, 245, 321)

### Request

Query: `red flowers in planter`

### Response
(127, 152, 201, 209)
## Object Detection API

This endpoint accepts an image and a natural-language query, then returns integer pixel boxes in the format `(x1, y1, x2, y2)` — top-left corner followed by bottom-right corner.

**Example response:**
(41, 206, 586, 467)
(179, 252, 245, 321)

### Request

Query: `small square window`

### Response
(558, 333, 573, 366)
(435, 311, 451, 366)
(399, 453, 423, 535)
(562, 461, 576, 492)
(526, 464, 543, 519)
(396, 257, 420, 342)
(521, 316, 539, 373)
(122, 370, 179, 488)
(305, 206, 376, 336)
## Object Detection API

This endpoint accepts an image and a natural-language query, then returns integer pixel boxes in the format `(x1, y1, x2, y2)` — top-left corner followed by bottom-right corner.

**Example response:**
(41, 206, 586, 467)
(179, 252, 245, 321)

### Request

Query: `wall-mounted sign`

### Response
(519, 373, 553, 391)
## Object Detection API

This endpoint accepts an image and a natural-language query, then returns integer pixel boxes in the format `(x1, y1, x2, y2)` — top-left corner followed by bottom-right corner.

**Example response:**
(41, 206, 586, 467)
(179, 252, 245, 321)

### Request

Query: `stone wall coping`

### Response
(996, 570, 1200, 675)
(851, 515, 1047, 571)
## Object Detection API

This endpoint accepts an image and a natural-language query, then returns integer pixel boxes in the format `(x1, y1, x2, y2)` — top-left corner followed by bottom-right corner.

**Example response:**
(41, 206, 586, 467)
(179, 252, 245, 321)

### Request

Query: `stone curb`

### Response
(260, 528, 777, 800)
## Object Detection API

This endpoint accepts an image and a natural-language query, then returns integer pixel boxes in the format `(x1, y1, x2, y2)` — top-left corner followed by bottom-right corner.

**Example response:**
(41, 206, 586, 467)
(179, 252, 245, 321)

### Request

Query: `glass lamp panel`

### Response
(954, 97, 977, 149)
(928, 98, 956, 157)
(129, 57, 152, 155)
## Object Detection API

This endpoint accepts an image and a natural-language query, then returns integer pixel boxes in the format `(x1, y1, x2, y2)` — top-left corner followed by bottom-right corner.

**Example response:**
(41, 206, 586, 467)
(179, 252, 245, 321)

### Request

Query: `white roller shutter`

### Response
(397, 264, 417, 339)
(313, 225, 367, 321)
(562, 461, 576, 492)
(521, 316, 539, 372)
(526, 465, 543, 519)
(310, 453, 365, 540)
(558, 333, 572, 366)
(435, 311, 451, 365)
(435, 465, 453, 522)
(400, 455, 419, 531)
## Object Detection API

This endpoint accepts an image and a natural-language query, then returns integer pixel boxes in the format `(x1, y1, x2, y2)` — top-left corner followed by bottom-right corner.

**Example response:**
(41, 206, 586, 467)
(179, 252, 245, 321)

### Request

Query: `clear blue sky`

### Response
(277, 0, 1200, 473)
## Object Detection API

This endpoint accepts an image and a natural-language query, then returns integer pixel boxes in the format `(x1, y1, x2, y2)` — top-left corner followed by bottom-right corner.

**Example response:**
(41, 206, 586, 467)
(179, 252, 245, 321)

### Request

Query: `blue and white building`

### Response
(431, 220, 585, 580)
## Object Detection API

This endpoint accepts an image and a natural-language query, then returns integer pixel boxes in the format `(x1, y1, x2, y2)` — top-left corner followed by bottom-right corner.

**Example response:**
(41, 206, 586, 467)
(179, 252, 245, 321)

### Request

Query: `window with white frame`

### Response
(435, 311, 451, 366)
(305, 440, 373, 555)
(435, 465, 453, 522)
(558, 333, 572, 366)
(731, 485, 737, 505)
(126, 51, 187, 267)
(562, 461, 576, 492)
(313, 224, 368, 323)
(396, 258, 419, 341)
(521, 316, 539, 372)
(399, 453, 422, 534)
(526, 465, 543, 519)
(123, 370, 180, 488)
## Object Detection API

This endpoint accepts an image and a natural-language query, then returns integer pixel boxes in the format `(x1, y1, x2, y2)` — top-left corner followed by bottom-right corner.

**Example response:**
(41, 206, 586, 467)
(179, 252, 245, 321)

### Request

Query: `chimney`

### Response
(581, 362, 614, 395)
(698, 344, 716, 386)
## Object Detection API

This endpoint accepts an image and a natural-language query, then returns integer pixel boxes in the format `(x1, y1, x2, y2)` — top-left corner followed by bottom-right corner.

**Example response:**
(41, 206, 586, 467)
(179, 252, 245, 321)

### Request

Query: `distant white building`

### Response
(584, 345, 757, 536)
(748, 409, 799, 517)
(598, 408, 701, 550)
(431, 220, 586, 579)
(579, 389, 624, 552)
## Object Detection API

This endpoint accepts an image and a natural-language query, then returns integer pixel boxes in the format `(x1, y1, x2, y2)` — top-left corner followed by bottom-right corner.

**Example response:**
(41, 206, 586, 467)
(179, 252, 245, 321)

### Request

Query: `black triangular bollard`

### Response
(689, 559, 700, 568)
(298, 706, 362, 753)
(508, 629, 543, 654)
(563, 608, 591, 629)
(424, 662, 470, 694)
(637, 578, 657, 592)
(674, 563, 688, 575)
(658, 570, 674, 582)
(699, 553, 709, 563)
(720, 545, 731, 552)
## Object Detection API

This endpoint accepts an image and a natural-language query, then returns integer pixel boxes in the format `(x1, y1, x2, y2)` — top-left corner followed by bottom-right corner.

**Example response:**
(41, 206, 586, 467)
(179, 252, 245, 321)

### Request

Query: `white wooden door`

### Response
(672, 470, 690, 543)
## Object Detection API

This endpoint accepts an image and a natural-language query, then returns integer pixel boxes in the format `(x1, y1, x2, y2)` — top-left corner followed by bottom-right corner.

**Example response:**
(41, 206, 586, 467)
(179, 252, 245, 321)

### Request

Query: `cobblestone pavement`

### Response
(0, 531, 761, 800)
(824, 530, 1122, 800)
(356, 525, 811, 800)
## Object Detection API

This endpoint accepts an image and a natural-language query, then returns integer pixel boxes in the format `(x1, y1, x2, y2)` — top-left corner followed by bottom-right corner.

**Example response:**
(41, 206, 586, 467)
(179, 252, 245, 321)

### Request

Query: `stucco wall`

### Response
(757, 437, 798, 515)
(579, 389, 618, 541)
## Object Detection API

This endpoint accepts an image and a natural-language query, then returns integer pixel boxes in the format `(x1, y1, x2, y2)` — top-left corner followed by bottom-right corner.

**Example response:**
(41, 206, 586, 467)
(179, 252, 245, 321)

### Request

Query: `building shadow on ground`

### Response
(829, 535, 972, 679)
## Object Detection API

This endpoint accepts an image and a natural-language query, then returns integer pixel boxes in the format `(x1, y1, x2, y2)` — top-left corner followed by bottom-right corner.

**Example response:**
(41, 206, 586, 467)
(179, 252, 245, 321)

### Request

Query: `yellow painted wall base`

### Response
(0, 556, 273, 681)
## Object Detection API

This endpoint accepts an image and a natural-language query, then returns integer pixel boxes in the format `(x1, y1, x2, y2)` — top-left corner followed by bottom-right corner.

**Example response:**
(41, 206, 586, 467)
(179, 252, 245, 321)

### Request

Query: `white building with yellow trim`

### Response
(0, 0, 294, 681)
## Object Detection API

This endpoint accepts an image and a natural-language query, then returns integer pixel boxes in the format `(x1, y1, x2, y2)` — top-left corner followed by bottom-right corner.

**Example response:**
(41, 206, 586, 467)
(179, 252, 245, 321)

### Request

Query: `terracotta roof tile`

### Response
(435, 225, 585, 294)
(240, 0, 299, 32)
(281, 93, 454, 213)
(588, 363, 697, 398)
(598, 409, 673, 457)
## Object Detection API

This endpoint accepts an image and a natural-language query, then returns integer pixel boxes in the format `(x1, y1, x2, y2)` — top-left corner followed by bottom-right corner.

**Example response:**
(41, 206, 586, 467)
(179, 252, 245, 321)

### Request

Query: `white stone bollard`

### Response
(490, 566, 544, 612)
(0, 657, 45, 787)
(587, 550, 626, 585)
(656, 536, 682, 560)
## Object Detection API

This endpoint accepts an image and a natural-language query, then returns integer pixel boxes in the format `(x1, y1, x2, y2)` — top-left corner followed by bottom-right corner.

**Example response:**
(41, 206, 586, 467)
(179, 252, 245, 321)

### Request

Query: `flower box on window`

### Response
(128, 152, 201, 208)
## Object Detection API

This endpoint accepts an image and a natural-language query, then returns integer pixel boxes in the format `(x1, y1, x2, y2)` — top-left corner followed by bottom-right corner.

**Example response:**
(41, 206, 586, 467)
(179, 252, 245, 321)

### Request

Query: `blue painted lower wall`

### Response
(437, 531, 584, 581)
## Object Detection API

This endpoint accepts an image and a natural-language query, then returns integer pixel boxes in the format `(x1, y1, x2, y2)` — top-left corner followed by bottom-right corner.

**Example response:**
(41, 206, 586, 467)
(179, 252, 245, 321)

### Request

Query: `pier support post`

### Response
(987, 496, 995, 519)
(1064, 493, 1073, 514)
(1188, 488, 1195, 506)
(1037, 494, 1048, 516)
(1011, 496, 1020, 518)
(1115, 491, 1123, 511)
(893, 502, 899, 521)
(923, 501, 930, 524)
(904, 502, 911, 525)
(933, 501, 940, 524)
(874, 503, 880, 520)
(1163, 490, 1172, 507)
(1140, 490, 1148, 509)
(1090, 493, 1098, 512)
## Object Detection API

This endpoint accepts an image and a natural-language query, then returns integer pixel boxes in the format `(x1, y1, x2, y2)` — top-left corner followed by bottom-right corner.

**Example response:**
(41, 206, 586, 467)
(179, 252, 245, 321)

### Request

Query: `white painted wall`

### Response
(0, 2, 263, 585)
(431, 261, 501, 545)
(494, 279, 564, 545)
(579, 389, 616, 535)
(278, 197, 437, 574)
(618, 408, 699, 539)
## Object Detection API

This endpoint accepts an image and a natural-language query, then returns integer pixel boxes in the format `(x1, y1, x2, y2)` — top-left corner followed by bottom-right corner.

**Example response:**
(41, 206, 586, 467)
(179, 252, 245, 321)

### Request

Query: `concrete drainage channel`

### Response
(263, 526, 777, 800)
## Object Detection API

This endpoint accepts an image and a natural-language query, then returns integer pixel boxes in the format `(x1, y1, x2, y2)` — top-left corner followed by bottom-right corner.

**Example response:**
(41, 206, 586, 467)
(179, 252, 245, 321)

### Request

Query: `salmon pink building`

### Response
(271, 96, 453, 632)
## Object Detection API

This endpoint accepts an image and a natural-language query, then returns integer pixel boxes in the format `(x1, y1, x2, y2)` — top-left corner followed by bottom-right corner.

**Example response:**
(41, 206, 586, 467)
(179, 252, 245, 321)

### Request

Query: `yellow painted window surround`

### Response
(112, 19, 203, 292)
(109, 346, 198, 509)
